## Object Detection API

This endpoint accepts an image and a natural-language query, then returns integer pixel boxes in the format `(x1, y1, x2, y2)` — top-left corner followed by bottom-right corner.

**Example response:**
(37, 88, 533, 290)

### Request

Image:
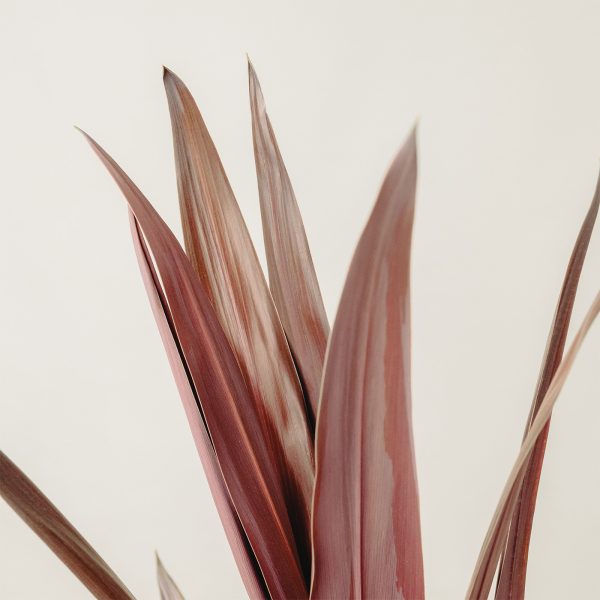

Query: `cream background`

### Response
(1, 1, 599, 598)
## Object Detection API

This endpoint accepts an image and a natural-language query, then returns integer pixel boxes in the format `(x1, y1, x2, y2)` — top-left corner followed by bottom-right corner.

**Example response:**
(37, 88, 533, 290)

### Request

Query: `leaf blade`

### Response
(163, 67, 314, 584)
(467, 291, 600, 599)
(129, 213, 267, 599)
(82, 131, 306, 599)
(0, 451, 135, 600)
(248, 59, 329, 420)
(495, 174, 600, 599)
(310, 129, 424, 599)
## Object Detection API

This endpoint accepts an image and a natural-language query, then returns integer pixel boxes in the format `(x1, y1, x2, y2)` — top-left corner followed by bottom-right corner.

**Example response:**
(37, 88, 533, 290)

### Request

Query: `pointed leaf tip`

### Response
(310, 129, 423, 600)
(87, 133, 305, 598)
(156, 553, 185, 600)
(0, 452, 135, 600)
(493, 170, 600, 599)
(164, 66, 315, 594)
(248, 60, 330, 421)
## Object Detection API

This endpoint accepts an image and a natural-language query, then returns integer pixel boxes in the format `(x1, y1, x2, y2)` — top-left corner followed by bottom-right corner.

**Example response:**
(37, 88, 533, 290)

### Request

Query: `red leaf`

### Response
(467, 291, 600, 599)
(130, 214, 267, 599)
(82, 131, 307, 599)
(496, 173, 600, 599)
(0, 451, 135, 600)
(310, 129, 424, 599)
(163, 67, 315, 584)
(248, 59, 329, 421)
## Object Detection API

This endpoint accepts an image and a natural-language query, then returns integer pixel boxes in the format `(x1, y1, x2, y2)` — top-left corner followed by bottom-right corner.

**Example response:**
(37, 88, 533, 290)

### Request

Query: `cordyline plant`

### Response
(1, 60, 599, 600)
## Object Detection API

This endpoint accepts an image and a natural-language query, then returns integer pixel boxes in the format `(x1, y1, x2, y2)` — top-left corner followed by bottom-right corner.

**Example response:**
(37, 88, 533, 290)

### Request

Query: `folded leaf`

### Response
(129, 214, 267, 599)
(248, 59, 329, 421)
(310, 129, 424, 599)
(496, 173, 600, 599)
(156, 553, 185, 600)
(163, 67, 314, 583)
(467, 291, 600, 599)
(82, 131, 307, 599)
(0, 451, 135, 600)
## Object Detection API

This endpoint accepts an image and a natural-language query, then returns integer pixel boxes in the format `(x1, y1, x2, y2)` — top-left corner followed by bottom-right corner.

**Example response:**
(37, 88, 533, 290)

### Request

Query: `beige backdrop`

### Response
(1, 1, 599, 598)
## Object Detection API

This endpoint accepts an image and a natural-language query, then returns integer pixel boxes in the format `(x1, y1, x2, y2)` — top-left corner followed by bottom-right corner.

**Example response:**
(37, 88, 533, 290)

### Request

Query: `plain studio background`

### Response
(1, 1, 599, 598)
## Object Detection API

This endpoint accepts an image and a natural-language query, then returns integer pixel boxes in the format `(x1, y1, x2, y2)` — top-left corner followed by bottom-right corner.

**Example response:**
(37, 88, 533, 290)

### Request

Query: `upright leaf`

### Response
(496, 174, 600, 599)
(130, 214, 267, 599)
(82, 132, 307, 599)
(310, 129, 424, 599)
(0, 451, 135, 600)
(467, 291, 600, 599)
(156, 554, 185, 600)
(248, 59, 329, 420)
(163, 67, 314, 581)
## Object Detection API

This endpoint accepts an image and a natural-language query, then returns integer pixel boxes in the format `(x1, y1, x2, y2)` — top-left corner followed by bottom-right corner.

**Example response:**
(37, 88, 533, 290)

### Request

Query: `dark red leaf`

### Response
(130, 214, 267, 599)
(82, 131, 307, 599)
(0, 451, 135, 600)
(163, 67, 315, 585)
(248, 59, 329, 421)
(495, 174, 600, 600)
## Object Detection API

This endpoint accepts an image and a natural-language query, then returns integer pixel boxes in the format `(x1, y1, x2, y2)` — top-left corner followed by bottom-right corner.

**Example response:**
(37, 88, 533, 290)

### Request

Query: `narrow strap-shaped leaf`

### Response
(129, 214, 268, 599)
(0, 451, 135, 600)
(496, 173, 600, 599)
(81, 131, 307, 599)
(163, 67, 314, 582)
(310, 129, 424, 600)
(248, 59, 329, 421)
(467, 291, 600, 599)
(156, 553, 185, 600)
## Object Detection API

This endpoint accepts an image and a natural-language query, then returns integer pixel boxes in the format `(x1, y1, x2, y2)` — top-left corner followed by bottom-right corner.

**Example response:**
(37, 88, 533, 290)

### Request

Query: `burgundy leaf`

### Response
(0, 451, 135, 600)
(310, 129, 424, 599)
(248, 58, 329, 421)
(82, 131, 307, 599)
(496, 173, 600, 599)
(467, 291, 600, 599)
(163, 67, 314, 583)
(129, 214, 267, 599)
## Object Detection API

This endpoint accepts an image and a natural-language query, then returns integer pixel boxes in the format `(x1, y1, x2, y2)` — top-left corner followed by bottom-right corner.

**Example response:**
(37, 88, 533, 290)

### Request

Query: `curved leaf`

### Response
(82, 131, 306, 599)
(310, 129, 424, 599)
(467, 291, 600, 599)
(496, 173, 600, 599)
(0, 451, 135, 600)
(248, 59, 329, 421)
(163, 67, 314, 584)
(130, 214, 267, 599)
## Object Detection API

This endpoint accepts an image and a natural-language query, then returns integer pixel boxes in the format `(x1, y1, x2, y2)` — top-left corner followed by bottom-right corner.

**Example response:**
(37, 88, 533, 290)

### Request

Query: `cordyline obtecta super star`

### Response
(1, 59, 600, 600)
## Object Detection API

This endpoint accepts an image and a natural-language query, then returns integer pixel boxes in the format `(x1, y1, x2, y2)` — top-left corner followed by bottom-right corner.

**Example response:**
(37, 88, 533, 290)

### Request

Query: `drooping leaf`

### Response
(156, 553, 185, 600)
(467, 291, 600, 599)
(0, 451, 135, 600)
(129, 214, 267, 599)
(163, 67, 314, 582)
(310, 129, 424, 599)
(496, 173, 600, 599)
(81, 131, 307, 599)
(248, 58, 329, 420)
